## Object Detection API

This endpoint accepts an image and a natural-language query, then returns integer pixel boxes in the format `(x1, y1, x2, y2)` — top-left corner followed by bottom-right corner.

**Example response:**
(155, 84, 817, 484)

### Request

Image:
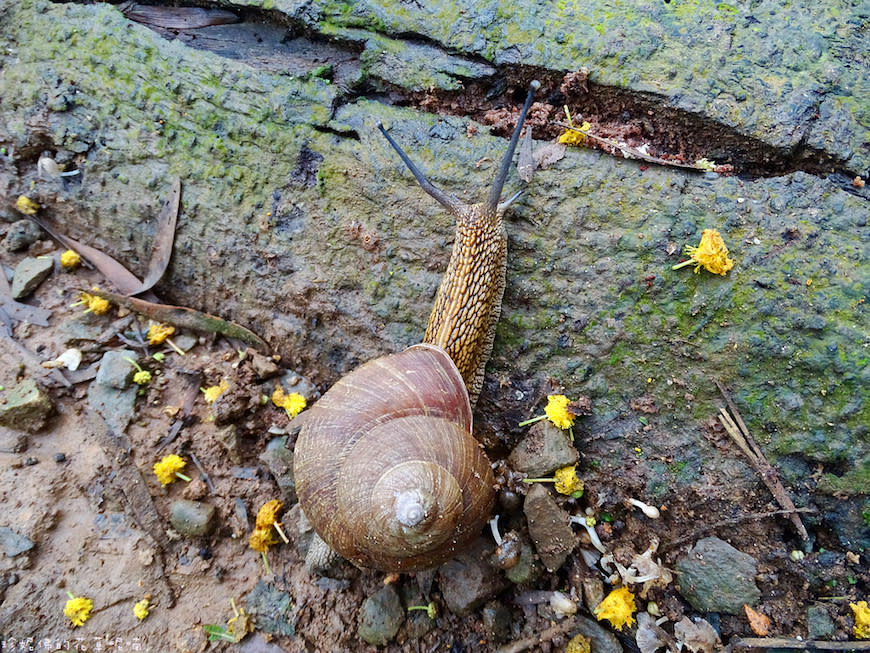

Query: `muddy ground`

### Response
(0, 237, 868, 651)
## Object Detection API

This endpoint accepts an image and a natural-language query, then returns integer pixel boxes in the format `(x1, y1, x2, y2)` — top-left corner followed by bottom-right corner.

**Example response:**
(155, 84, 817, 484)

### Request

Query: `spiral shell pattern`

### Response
(293, 344, 496, 571)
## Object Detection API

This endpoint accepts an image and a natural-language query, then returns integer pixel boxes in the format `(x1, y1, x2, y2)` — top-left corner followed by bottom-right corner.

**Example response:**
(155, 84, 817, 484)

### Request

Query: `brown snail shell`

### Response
(293, 344, 495, 572)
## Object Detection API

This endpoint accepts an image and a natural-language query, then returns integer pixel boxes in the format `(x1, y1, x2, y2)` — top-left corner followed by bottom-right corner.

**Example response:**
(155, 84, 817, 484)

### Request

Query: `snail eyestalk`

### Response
(376, 122, 464, 215)
(486, 79, 540, 213)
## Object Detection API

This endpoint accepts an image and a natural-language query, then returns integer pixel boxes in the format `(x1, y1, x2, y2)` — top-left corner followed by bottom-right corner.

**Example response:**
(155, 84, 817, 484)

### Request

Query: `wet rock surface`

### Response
(675, 536, 761, 614)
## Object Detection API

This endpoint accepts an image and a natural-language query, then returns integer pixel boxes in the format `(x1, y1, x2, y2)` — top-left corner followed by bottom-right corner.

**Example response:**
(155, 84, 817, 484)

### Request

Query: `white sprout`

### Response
(549, 591, 577, 618)
(38, 156, 79, 178)
(569, 515, 606, 553)
(627, 498, 661, 519)
(489, 515, 502, 546)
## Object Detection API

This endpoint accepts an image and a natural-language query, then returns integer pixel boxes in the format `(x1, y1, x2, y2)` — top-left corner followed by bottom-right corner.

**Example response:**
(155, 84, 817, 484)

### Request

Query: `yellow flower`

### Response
(852, 601, 870, 639)
(72, 289, 111, 315)
(60, 249, 81, 269)
(202, 378, 229, 403)
(522, 464, 584, 497)
(133, 370, 152, 385)
(133, 598, 150, 621)
(672, 229, 734, 276)
(272, 385, 306, 417)
(16, 195, 40, 215)
(558, 106, 591, 146)
(554, 465, 584, 496)
(64, 594, 93, 627)
(565, 633, 591, 653)
(153, 454, 188, 485)
(248, 527, 278, 553)
(147, 323, 175, 345)
(594, 586, 637, 631)
(255, 500, 284, 529)
(544, 394, 575, 429)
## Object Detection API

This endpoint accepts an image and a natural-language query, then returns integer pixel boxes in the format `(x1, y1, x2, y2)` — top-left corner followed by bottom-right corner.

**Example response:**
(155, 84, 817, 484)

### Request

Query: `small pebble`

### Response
(24, 456, 38, 466)
(54, 453, 66, 463)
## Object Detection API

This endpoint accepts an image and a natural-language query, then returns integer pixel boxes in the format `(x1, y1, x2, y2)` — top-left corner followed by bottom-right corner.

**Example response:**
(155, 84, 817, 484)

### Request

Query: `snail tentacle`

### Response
(377, 121, 465, 216)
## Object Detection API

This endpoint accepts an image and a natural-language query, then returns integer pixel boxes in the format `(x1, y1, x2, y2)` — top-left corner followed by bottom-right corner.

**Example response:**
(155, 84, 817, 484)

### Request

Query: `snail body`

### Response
(293, 81, 540, 572)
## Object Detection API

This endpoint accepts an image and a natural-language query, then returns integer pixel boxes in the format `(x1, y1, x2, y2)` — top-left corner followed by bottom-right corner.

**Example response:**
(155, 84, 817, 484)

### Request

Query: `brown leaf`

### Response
(517, 126, 536, 183)
(136, 178, 181, 295)
(744, 604, 771, 636)
(29, 216, 144, 294)
(89, 288, 268, 351)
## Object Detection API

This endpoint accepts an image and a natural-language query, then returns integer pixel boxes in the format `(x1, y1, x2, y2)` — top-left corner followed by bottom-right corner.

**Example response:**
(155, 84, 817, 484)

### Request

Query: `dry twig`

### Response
(716, 380, 809, 540)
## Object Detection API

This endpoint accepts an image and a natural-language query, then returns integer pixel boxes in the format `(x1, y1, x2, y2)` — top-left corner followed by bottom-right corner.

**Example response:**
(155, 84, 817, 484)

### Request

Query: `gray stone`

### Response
(357, 584, 403, 646)
(244, 580, 295, 637)
(509, 420, 578, 477)
(259, 436, 296, 503)
(87, 382, 137, 435)
(211, 388, 249, 426)
(10, 257, 53, 299)
(275, 370, 319, 404)
(3, 220, 42, 252)
(169, 500, 216, 538)
(0, 379, 54, 433)
(250, 351, 280, 380)
(504, 539, 541, 586)
(438, 537, 509, 616)
(675, 537, 760, 614)
(524, 483, 576, 572)
(0, 526, 35, 557)
(807, 604, 835, 639)
(95, 349, 136, 389)
(172, 334, 198, 352)
(568, 616, 623, 653)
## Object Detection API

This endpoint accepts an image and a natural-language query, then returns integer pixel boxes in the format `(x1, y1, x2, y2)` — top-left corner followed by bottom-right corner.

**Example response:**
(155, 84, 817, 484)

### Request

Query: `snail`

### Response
(293, 80, 541, 573)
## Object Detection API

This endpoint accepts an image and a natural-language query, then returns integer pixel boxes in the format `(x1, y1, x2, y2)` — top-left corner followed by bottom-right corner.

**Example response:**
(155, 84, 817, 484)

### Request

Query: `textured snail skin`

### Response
(294, 81, 539, 572)
(293, 345, 495, 571)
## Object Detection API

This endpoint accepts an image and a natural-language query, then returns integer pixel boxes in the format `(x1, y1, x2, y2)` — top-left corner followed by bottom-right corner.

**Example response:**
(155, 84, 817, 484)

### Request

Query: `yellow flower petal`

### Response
(133, 598, 150, 621)
(594, 586, 637, 631)
(852, 601, 870, 639)
(64, 595, 93, 627)
(146, 323, 175, 345)
(202, 378, 229, 403)
(683, 229, 734, 275)
(248, 527, 278, 552)
(60, 250, 81, 269)
(153, 454, 186, 485)
(272, 385, 306, 417)
(544, 394, 575, 429)
(553, 465, 584, 496)
(255, 500, 284, 529)
(16, 195, 40, 215)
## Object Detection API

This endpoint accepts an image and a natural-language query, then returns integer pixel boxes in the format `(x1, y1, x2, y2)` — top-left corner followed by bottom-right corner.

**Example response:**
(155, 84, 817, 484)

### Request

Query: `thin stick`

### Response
(189, 452, 216, 495)
(731, 637, 870, 651)
(663, 508, 815, 551)
(493, 616, 580, 653)
(716, 381, 809, 540)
